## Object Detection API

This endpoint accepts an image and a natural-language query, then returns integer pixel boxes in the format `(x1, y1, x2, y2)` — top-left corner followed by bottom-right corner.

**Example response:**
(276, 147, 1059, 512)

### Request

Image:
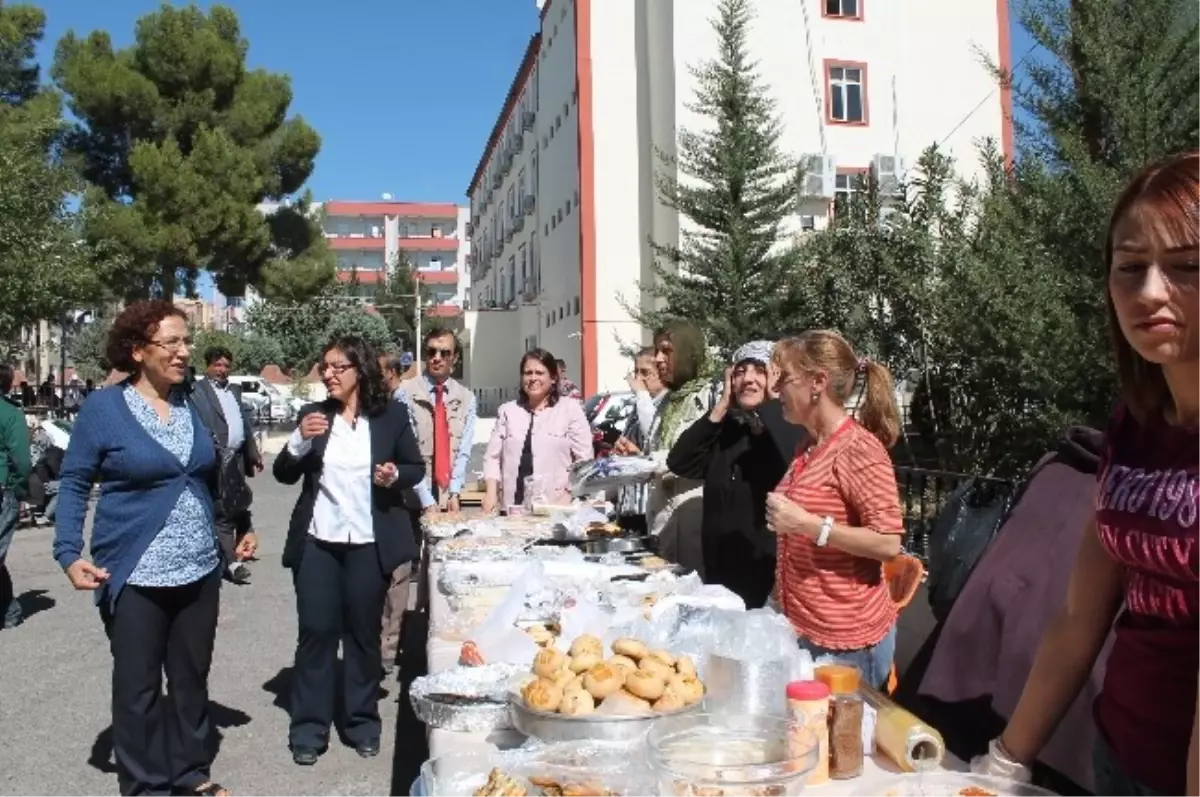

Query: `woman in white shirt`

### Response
(273, 336, 424, 766)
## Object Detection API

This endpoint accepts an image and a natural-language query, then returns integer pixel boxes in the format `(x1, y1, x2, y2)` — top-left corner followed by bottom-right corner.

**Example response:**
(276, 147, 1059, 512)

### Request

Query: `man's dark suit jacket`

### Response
(273, 400, 425, 576)
(191, 378, 262, 475)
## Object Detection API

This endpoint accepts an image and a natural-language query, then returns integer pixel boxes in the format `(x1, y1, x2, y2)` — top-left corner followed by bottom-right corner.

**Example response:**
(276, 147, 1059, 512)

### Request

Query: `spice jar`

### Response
(786, 680, 830, 785)
(829, 692, 865, 779)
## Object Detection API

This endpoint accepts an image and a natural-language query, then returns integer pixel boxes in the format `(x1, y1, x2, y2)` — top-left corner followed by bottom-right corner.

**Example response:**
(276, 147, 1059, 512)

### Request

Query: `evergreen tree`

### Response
(372, 249, 429, 350)
(0, 4, 118, 343)
(52, 3, 332, 300)
(636, 0, 801, 357)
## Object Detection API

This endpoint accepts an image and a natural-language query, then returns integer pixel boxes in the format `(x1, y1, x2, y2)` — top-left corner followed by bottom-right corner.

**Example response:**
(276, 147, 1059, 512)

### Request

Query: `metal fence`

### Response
(894, 466, 1014, 561)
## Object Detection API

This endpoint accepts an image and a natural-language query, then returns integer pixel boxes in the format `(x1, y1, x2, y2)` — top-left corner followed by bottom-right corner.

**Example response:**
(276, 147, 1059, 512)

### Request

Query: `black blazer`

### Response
(273, 399, 425, 574)
(191, 379, 261, 474)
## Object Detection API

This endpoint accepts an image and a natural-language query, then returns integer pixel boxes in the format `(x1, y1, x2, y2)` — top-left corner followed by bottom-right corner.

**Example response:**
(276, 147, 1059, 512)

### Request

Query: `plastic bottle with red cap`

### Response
(786, 680, 831, 785)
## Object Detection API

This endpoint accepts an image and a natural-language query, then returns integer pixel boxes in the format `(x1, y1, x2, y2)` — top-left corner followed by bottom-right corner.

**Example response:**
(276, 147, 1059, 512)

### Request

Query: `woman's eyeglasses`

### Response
(320, 362, 354, 375)
(147, 337, 192, 352)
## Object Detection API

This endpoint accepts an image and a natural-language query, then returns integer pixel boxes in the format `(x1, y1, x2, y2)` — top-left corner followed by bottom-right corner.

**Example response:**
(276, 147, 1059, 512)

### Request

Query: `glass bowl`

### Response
(646, 712, 821, 796)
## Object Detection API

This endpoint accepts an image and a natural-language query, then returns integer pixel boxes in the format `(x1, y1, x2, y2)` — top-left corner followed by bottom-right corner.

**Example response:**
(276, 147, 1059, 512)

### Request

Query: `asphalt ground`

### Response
(0, 459, 432, 796)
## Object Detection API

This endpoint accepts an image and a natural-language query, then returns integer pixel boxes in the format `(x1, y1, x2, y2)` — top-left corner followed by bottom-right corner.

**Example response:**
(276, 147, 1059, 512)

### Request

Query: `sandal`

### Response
(191, 783, 231, 797)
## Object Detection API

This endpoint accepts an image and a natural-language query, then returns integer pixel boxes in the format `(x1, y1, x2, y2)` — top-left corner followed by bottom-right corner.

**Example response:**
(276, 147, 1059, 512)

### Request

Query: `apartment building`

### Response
(324, 199, 470, 318)
(465, 0, 1012, 398)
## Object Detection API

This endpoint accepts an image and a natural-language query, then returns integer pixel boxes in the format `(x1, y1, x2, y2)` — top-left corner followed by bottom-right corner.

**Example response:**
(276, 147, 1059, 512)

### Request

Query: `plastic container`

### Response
(646, 712, 821, 796)
(814, 663, 861, 694)
(786, 680, 830, 786)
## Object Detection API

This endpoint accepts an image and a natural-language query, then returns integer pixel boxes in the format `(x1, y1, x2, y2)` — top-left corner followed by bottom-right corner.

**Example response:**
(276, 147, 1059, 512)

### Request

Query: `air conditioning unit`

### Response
(522, 110, 536, 130)
(465, 253, 476, 266)
(512, 215, 525, 233)
(370, 225, 381, 238)
(522, 194, 536, 215)
(491, 172, 503, 189)
(505, 225, 515, 242)
(522, 280, 538, 302)
(799, 154, 837, 199)
(465, 221, 473, 237)
(872, 154, 907, 199)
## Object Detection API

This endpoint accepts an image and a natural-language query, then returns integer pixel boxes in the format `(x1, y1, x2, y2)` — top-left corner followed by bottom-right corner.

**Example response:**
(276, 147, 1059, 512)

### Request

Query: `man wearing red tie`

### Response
(380, 329, 476, 675)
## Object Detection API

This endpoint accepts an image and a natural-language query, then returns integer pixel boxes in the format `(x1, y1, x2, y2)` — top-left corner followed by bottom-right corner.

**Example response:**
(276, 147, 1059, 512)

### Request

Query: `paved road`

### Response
(0, 462, 430, 796)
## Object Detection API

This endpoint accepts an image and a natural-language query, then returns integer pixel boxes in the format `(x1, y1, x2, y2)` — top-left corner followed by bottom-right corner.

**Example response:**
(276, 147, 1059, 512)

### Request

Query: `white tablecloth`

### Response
(421, 560, 966, 794)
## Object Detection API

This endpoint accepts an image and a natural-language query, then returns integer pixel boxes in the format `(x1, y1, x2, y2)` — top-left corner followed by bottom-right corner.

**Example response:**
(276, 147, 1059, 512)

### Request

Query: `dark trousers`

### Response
(101, 568, 221, 796)
(0, 490, 20, 627)
(290, 536, 389, 750)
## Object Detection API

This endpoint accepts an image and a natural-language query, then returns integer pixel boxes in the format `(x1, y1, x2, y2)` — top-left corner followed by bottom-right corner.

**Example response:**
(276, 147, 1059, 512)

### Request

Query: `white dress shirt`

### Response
(287, 414, 375, 544)
(210, 380, 245, 451)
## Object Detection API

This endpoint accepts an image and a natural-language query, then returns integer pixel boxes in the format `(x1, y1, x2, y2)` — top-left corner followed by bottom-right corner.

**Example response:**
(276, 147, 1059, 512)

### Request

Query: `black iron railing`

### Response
(894, 466, 1013, 561)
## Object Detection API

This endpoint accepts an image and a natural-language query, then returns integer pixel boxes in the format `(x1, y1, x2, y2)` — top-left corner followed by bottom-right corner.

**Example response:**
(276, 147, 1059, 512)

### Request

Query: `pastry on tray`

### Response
(521, 635, 704, 716)
(474, 767, 528, 796)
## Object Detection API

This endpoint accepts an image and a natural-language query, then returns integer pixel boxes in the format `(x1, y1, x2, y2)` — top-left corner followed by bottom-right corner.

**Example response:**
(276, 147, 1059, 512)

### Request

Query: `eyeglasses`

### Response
(320, 362, 354, 375)
(147, 337, 192, 352)
(425, 347, 454, 360)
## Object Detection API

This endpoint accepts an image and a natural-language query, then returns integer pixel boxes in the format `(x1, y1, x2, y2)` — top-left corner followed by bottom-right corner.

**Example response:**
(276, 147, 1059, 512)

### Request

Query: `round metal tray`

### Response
(509, 694, 701, 743)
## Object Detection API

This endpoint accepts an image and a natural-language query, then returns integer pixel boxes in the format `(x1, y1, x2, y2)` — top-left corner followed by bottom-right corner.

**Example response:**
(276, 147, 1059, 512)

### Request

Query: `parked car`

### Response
(227, 375, 290, 422)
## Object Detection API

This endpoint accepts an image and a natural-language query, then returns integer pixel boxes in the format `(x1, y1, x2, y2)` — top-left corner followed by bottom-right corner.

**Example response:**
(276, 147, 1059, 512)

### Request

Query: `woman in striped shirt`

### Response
(765, 330, 904, 689)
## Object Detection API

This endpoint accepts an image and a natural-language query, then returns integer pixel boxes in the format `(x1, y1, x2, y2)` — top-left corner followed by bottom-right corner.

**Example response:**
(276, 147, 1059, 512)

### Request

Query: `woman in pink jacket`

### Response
(483, 349, 593, 513)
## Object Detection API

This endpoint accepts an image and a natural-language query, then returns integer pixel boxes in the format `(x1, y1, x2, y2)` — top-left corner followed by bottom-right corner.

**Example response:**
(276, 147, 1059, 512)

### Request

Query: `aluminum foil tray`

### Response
(410, 664, 526, 732)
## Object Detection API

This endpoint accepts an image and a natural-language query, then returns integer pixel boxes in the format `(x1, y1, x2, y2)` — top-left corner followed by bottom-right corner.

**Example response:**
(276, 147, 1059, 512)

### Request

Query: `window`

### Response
(335, 222, 349, 235)
(498, 200, 505, 228)
(834, 169, 868, 208)
(507, 256, 516, 301)
(824, 0, 861, 19)
(565, 197, 572, 214)
(572, 297, 580, 315)
(519, 243, 527, 283)
(507, 185, 516, 216)
(800, 215, 817, 232)
(826, 61, 867, 124)
(518, 168, 527, 204)
(429, 257, 442, 270)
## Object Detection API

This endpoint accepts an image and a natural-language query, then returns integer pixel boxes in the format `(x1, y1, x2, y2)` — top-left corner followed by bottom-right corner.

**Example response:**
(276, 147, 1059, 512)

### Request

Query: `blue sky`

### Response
(34, 0, 1035, 206)
(34, 0, 540, 205)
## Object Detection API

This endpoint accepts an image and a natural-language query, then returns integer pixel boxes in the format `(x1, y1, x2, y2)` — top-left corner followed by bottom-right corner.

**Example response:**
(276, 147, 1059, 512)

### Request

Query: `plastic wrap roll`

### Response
(858, 685, 946, 772)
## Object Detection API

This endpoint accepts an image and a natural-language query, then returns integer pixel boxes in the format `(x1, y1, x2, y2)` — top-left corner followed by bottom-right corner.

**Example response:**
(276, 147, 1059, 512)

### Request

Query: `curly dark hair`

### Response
(518, 348, 560, 408)
(106, 301, 189, 375)
(320, 335, 390, 417)
(204, 345, 234, 366)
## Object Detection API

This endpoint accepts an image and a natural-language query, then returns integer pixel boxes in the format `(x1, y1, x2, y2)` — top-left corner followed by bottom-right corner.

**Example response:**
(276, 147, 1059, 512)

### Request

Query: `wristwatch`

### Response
(816, 516, 834, 547)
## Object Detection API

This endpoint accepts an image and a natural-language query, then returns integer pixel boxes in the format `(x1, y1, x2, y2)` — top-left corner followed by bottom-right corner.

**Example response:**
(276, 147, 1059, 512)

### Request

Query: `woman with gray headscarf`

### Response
(666, 341, 808, 608)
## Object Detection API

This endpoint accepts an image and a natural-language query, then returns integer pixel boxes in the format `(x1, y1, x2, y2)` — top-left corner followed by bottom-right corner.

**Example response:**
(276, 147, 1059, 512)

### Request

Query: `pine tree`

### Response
(636, 0, 800, 357)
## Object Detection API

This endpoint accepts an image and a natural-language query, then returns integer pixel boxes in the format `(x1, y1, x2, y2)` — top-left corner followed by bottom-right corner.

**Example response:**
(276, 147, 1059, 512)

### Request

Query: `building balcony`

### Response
(427, 303, 463, 318)
(329, 236, 386, 251)
(416, 269, 459, 286)
(325, 201, 458, 220)
(335, 269, 386, 284)
(398, 236, 459, 253)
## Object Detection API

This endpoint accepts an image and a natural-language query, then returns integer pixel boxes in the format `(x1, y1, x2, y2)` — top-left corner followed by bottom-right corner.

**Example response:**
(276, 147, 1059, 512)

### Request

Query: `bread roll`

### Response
(567, 652, 601, 674)
(666, 673, 705, 705)
(568, 634, 604, 658)
(533, 648, 567, 679)
(558, 689, 596, 716)
(646, 649, 676, 668)
(637, 656, 674, 681)
(611, 638, 648, 660)
(652, 690, 686, 713)
(582, 663, 625, 700)
(624, 669, 666, 701)
(607, 654, 637, 676)
(675, 654, 697, 678)
(596, 688, 653, 717)
(522, 677, 564, 712)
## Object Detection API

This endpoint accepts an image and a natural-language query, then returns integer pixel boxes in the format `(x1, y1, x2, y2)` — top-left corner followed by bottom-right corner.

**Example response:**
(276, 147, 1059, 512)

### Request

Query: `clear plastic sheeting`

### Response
(419, 740, 656, 796)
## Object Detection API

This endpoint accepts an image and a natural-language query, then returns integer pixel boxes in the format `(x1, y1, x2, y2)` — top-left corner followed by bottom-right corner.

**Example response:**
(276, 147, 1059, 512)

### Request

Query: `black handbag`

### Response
(187, 384, 252, 519)
(926, 478, 1015, 623)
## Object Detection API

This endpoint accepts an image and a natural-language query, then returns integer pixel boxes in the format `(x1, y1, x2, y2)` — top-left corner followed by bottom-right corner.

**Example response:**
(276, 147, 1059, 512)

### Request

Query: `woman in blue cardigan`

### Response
(53, 301, 231, 797)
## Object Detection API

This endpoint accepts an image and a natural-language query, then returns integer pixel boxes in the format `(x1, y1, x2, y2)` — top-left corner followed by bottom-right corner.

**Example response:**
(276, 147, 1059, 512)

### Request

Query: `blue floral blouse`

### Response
(125, 387, 220, 587)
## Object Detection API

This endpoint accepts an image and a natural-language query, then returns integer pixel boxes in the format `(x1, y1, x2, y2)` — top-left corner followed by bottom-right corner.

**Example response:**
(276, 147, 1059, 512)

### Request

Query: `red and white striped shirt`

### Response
(774, 419, 903, 649)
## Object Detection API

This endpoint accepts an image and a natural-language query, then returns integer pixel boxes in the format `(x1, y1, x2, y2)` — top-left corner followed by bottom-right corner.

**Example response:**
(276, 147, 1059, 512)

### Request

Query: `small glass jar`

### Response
(829, 692, 865, 779)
